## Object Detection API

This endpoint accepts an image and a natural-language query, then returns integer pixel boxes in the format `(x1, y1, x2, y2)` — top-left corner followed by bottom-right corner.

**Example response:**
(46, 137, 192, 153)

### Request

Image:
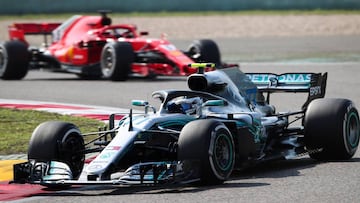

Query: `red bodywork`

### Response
(8, 15, 200, 77)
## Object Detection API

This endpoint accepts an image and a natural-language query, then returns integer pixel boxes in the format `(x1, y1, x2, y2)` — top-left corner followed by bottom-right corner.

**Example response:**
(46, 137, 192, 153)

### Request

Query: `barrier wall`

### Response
(1, 0, 359, 15)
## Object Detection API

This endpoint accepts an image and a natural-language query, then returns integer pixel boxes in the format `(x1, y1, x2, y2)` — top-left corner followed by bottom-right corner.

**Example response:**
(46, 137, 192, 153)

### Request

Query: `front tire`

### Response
(100, 41, 134, 81)
(0, 40, 29, 80)
(28, 121, 85, 179)
(187, 39, 221, 66)
(304, 98, 360, 160)
(178, 120, 235, 185)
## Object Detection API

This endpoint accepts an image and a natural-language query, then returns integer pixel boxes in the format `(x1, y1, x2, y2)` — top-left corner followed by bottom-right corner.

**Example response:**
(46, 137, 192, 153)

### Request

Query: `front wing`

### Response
(11, 160, 199, 186)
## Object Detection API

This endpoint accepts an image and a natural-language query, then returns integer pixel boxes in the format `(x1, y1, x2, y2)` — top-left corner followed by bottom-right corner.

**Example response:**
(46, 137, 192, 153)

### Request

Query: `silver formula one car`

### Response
(12, 63, 360, 187)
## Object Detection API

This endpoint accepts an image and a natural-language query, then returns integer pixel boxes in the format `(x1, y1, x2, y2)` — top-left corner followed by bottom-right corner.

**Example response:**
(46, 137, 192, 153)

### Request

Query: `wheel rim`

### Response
(0, 46, 7, 73)
(214, 133, 233, 171)
(61, 134, 85, 178)
(346, 112, 360, 148)
(102, 46, 115, 76)
(188, 46, 201, 60)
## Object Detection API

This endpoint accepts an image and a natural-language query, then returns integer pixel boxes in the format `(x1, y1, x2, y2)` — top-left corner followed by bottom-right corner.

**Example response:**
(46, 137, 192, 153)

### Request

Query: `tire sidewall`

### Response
(207, 124, 235, 181)
(0, 43, 9, 76)
(101, 43, 117, 78)
(188, 39, 221, 65)
(304, 98, 360, 160)
(100, 41, 134, 81)
(28, 121, 85, 179)
(0, 41, 29, 79)
(342, 106, 360, 156)
(178, 119, 235, 184)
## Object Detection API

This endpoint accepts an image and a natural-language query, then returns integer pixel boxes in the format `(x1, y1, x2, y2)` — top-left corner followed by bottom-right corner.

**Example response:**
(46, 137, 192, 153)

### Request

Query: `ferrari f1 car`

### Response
(0, 12, 221, 81)
(11, 63, 360, 187)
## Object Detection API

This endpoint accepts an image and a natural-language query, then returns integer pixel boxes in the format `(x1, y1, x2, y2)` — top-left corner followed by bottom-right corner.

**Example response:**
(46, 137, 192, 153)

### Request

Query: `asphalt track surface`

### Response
(1, 36, 360, 202)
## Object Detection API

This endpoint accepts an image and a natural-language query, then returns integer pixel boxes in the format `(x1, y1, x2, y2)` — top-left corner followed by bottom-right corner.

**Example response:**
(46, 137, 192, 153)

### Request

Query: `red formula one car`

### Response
(0, 12, 221, 81)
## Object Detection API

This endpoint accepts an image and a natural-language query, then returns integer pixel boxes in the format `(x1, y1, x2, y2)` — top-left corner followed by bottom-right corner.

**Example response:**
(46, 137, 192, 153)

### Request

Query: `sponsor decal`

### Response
(88, 164, 103, 170)
(297, 148, 323, 157)
(106, 146, 121, 150)
(309, 86, 321, 96)
(160, 44, 182, 56)
(99, 151, 116, 159)
(160, 44, 177, 51)
(91, 160, 108, 164)
(170, 50, 183, 56)
(73, 54, 84, 59)
(247, 73, 312, 84)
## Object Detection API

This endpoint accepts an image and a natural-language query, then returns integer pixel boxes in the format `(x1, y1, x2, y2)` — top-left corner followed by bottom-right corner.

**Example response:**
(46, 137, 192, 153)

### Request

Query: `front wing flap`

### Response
(11, 160, 198, 186)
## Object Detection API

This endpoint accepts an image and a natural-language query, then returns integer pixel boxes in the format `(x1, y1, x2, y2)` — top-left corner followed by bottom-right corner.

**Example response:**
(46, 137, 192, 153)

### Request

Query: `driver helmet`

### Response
(167, 97, 201, 114)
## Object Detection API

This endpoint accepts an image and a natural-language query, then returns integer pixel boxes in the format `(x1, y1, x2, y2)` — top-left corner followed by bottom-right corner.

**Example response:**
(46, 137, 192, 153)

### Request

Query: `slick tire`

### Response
(178, 120, 235, 185)
(28, 121, 85, 179)
(304, 98, 360, 160)
(100, 41, 134, 81)
(187, 39, 221, 67)
(0, 40, 29, 80)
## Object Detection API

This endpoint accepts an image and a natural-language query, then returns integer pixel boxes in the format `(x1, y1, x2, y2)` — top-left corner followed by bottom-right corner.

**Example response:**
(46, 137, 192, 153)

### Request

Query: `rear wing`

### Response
(246, 72, 327, 109)
(8, 23, 61, 45)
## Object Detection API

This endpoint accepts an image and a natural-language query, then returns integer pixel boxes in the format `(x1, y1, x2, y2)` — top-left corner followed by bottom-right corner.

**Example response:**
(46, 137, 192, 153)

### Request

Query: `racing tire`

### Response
(304, 98, 360, 160)
(0, 40, 29, 80)
(178, 119, 235, 185)
(100, 41, 134, 81)
(28, 121, 85, 180)
(187, 39, 221, 67)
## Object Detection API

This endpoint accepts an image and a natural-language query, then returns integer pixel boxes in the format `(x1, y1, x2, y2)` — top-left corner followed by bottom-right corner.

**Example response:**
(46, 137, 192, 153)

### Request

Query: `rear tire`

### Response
(187, 39, 221, 66)
(28, 121, 85, 179)
(178, 120, 235, 185)
(100, 41, 134, 81)
(0, 40, 29, 80)
(304, 98, 360, 160)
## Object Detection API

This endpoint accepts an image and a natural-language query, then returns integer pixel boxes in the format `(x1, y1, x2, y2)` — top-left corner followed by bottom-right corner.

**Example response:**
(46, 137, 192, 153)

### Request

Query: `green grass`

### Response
(0, 9, 359, 20)
(0, 108, 105, 155)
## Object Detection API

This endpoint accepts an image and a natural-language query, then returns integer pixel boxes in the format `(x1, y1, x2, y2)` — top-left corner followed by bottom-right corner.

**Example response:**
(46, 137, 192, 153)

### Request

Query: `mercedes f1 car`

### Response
(11, 63, 360, 187)
(0, 12, 221, 81)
